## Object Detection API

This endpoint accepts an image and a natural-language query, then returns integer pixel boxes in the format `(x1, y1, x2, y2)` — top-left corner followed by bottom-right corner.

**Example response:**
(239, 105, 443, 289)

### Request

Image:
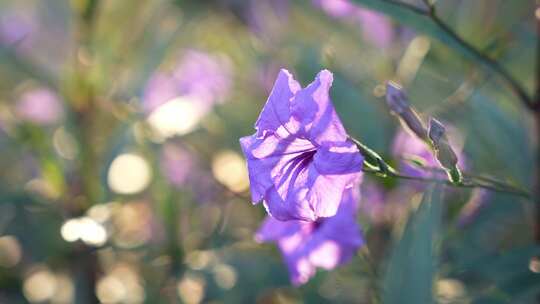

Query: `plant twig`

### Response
(349, 136, 397, 176)
(354, 0, 537, 110)
(422, 3, 537, 111)
(351, 138, 533, 199)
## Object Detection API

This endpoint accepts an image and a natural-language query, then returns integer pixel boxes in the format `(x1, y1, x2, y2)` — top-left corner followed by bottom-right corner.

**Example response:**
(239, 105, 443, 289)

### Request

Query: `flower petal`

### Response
(255, 69, 301, 138)
(312, 141, 363, 175)
(255, 216, 301, 242)
(240, 133, 316, 208)
(290, 70, 348, 144)
(255, 189, 364, 285)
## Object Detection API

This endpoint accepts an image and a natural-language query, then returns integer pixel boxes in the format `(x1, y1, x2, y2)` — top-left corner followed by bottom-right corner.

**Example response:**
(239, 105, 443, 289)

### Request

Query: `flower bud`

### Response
(428, 118, 462, 183)
(428, 118, 445, 144)
(385, 82, 428, 141)
(428, 118, 458, 168)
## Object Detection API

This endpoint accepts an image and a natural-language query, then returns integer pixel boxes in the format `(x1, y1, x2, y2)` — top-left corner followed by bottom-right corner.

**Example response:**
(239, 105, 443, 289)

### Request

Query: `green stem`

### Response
(348, 136, 396, 176)
(164, 190, 184, 278)
(351, 137, 533, 199)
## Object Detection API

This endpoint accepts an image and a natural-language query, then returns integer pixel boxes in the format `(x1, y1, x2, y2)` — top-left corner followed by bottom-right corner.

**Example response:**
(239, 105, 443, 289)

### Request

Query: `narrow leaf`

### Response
(383, 185, 443, 304)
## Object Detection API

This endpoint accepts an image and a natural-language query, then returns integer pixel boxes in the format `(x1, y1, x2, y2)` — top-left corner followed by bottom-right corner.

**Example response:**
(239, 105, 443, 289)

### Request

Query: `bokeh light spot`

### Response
(177, 272, 206, 304)
(213, 263, 237, 290)
(60, 217, 107, 246)
(211, 150, 249, 193)
(96, 264, 145, 304)
(97, 276, 126, 304)
(435, 278, 467, 304)
(147, 97, 203, 139)
(107, 153, 152, 195)
(0, 235, 22, 268)
(530, 257, 540, 273)
(23, 268, 57, 303)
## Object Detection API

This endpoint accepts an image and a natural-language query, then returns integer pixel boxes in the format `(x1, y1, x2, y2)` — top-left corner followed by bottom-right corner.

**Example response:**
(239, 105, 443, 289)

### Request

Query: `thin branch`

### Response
(351, 138, 533, 199)
(401, 158, 530, 195)
(426, 9, 536, 110)
(367, 0, 537, 110)
(364, 167, 532, 199)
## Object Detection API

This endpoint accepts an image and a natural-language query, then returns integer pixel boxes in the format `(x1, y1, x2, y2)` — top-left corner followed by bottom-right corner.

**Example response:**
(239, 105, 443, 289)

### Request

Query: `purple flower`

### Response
(240, 69, 363, 221)
(15, 87, 63, 125)
(357, 9, 393, 49)
(160, 143, 218, 203)
(0, 9, 34, 47)
(0, 6, 71, 72)
(256, 188, 364, 285)
(143, 72, 183, 113)
(143, 50, 232, 113)
(359, 181, 386, 221)
(314, 0, 357, 18)
(160, 143, 195, 187)
(392, 128, 436, 178)
(360, 180, 414, 224)
(392, 128, 466, 179)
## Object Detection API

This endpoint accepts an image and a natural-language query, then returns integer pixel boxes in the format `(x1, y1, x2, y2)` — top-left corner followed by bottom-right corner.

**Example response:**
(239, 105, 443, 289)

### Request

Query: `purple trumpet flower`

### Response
(256, 188, 364, 285)
(240, 69, 363, 221)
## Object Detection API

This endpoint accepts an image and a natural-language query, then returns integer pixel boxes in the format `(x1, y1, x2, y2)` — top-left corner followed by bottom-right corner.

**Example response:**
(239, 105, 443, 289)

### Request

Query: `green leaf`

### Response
(464, 91, 532, 185)
(383, 185, 443, 304)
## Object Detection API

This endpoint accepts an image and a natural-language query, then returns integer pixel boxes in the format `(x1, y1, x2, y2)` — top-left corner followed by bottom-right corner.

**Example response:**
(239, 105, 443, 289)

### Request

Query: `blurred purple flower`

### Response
(392, 128, 436, 178)
(360, 180, 415, 224)
(143, 73, 181, 114)
(240, 69, 363, 221)
(0, 6, 70, 73)
(359, 181, 386, 221)
(357, 9, 393, 49)
(314, 0, 356, 18)
(160, 143, 218, 203)
(313, 0, 394, 48)
(392, 128, 466, 180)
(160, 143, 195, 187)
(15, 87, 63, 125)
(143, 50, 232, 113)
(256, 188, 364, 285)
(0, 8, 35, 49)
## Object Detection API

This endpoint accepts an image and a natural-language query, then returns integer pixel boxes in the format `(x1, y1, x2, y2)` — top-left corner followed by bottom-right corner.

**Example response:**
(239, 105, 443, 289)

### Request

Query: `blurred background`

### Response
(0, 0, 538, 303)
